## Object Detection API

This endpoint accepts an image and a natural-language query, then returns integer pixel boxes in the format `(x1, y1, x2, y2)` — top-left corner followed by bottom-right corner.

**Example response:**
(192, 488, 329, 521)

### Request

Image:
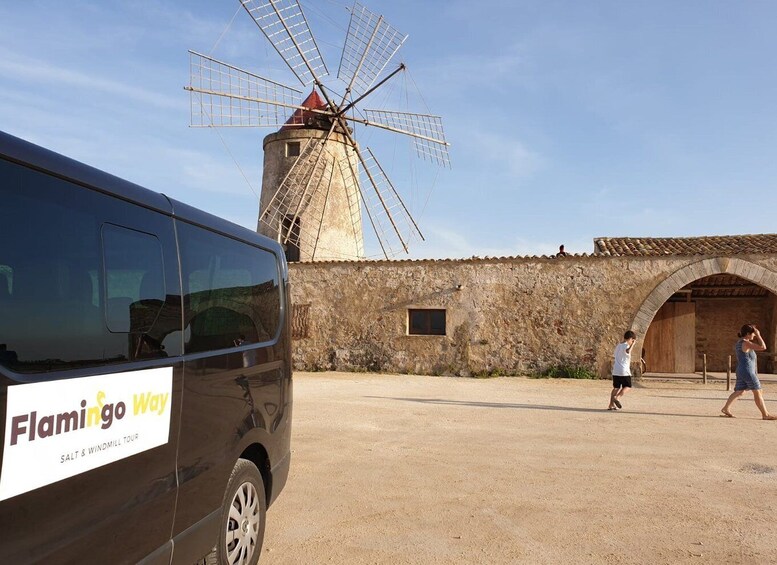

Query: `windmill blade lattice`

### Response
(260, 138, 329, 232)
(187, 51, 302, 127)
(343, 147, 424, 258)
(240, 0, 329, 87)
(362, 109, 450, 167)
(337, 2, 407, 98)
(338, 155, 365, 257)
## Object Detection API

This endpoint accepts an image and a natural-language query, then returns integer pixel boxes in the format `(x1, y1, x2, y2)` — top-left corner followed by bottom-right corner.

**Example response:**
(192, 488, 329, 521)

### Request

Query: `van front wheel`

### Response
(211, 459, 266, 565)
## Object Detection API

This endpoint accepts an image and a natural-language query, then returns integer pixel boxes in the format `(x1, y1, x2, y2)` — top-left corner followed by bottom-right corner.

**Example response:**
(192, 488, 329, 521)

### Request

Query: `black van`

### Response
(0, 131, 292, 565)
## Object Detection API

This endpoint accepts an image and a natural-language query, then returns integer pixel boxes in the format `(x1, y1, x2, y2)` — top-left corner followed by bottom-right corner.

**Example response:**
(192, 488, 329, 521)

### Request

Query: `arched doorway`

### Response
(632, 258, 777, 374)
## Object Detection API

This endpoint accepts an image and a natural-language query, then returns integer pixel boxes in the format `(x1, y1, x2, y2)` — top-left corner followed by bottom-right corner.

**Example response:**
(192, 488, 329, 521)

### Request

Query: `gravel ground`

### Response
(261, 372, 777, 564)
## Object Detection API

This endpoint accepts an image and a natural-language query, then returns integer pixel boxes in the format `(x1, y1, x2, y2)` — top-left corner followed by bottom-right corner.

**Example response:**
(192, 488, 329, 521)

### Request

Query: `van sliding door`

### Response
(0, 158, 184, 564)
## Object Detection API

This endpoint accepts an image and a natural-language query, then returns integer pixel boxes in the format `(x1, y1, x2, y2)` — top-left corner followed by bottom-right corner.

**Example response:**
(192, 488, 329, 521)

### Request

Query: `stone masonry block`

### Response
(760, 272, 777, 292)
(686, 262, 702, 282)
(731, 259, 747, 277)
(750, 264, 766, 284)
(702, 258, 720, 275)
(696, 259, 714, 278)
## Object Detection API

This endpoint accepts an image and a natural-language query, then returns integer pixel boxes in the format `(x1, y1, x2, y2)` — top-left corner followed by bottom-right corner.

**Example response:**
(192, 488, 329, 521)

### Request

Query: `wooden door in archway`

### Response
(643, 302, 696, 373)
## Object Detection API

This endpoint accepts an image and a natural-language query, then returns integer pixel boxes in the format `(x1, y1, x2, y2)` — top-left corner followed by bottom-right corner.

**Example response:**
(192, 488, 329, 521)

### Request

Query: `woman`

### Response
(721, 324, 777, 419)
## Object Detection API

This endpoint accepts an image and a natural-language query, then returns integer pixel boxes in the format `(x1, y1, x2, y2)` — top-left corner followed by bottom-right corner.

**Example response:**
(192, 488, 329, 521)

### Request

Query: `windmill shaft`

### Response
(338, 63, 405, 116)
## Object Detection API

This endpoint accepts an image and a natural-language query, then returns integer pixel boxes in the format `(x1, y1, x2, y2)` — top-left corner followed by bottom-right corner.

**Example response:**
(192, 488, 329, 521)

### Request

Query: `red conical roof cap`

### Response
(282, 89, 327, 129)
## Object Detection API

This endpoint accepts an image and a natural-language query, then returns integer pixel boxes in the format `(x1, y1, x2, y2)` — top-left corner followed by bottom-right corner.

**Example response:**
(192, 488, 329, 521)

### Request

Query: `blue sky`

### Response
(2, 1, 777, 259)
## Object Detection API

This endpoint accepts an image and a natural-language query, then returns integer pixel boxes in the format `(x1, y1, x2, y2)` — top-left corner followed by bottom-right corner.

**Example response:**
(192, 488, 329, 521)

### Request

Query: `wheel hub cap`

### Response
(225, 481, 261, 565)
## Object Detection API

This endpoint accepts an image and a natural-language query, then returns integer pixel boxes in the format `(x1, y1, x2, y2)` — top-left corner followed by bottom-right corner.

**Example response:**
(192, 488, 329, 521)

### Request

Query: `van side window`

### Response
(0, 158, 180, 373)
(178, 222, 281, 354)
(102, 224, 165, 334)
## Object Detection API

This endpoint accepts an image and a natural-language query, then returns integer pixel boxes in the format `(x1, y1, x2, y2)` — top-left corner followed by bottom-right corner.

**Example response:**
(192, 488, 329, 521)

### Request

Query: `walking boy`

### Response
(609, 330, 637, 410)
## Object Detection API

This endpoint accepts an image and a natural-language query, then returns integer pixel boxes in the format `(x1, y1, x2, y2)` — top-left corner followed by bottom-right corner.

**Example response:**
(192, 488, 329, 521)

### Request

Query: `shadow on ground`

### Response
(364, 396, 720, 418)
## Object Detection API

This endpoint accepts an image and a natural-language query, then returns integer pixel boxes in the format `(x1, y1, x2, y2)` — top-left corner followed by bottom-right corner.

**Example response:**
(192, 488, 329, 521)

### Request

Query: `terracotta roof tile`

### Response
(593, 234, 777, 257)
(287, 234, 777, 265)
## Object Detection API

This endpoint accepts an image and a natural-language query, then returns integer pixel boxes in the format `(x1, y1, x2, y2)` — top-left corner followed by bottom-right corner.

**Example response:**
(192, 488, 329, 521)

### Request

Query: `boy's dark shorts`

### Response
(612, 375, 632, 389)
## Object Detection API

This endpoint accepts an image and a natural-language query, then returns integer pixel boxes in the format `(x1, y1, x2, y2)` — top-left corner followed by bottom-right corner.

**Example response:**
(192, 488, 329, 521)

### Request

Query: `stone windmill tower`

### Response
(186, 0, 450, 261)
(259, 91, 363, 262)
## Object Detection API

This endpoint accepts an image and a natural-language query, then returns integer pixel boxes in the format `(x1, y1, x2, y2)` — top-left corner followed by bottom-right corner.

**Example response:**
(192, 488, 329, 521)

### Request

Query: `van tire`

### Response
(205, 458, 266, 565)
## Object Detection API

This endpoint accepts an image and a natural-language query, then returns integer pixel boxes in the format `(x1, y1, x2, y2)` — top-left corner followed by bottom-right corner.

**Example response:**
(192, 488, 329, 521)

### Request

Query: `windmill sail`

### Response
(187, 51, 302, 127)
(240, 0, 329, 87)
(343, 147, 424, 258)
(362, 109, 450, 167)
(337, 2, 407, 98)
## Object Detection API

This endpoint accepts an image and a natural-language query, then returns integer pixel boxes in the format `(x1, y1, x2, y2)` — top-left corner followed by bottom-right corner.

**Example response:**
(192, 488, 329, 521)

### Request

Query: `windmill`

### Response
(185, 0, 450, 260)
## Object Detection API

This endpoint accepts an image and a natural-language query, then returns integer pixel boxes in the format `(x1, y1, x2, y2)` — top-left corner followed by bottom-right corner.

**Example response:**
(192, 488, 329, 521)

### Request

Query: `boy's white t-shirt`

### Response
(613, 342, 632, 376)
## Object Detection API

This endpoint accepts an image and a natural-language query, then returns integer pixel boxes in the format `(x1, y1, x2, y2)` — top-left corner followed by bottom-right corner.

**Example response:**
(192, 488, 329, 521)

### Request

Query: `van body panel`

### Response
(169, 509, 220, 565)
(269, 449, 292, 507)
(0, 363, 183, 564)
(136, 541, 173, 565)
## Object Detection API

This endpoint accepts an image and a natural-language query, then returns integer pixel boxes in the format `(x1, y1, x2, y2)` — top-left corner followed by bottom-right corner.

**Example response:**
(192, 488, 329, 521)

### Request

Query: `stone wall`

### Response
(288, 254, 777, 377)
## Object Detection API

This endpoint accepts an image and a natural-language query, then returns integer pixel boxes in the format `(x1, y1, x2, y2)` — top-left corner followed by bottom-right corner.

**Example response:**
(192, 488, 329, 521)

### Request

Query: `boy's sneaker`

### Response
(613, 398, 622, 409)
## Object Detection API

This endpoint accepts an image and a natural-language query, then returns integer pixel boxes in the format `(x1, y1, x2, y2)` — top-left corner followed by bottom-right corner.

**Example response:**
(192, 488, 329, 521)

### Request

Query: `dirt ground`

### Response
(261, 372, 777, 564)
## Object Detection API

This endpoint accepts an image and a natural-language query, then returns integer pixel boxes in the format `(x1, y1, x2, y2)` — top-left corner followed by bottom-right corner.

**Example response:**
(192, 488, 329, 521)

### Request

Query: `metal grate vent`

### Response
(292, 303, 310, 339)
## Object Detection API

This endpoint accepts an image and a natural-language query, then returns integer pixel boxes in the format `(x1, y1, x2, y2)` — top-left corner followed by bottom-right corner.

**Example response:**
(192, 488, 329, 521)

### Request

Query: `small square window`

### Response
(286, 142, 301, 157)
(408, 309, 446, 336)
